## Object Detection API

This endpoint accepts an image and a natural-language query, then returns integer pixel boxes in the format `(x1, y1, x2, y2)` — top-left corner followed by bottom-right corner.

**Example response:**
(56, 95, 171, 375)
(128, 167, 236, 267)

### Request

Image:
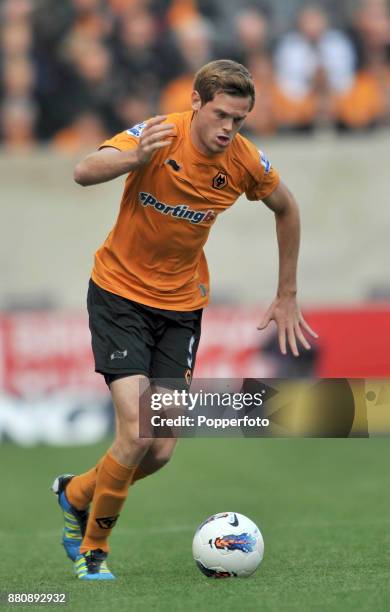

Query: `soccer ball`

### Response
(192, 512, 264, 578)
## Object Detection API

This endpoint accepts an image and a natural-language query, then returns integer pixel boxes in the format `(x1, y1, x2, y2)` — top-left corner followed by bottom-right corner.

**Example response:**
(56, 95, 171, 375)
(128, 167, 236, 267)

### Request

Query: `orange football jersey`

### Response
(92, 111, 280, 311)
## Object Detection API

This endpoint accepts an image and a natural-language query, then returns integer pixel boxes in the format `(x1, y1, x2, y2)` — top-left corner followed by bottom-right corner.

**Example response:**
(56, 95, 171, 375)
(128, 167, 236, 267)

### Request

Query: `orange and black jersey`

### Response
(92, 111, 280, 311)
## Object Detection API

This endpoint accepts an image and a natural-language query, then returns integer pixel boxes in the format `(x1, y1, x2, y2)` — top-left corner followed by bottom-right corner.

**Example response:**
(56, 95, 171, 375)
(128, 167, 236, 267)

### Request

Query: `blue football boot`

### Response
(74, 549, 116, 580)
(51, 474, 89, 562)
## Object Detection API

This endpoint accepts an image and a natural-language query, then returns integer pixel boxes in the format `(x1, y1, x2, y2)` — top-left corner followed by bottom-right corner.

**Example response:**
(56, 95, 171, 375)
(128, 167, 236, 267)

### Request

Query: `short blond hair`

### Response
(193, 59, 255, 111)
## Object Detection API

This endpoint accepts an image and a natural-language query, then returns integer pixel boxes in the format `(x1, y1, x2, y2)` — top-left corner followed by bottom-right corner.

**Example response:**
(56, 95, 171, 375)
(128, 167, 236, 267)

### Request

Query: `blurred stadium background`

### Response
(1, 2, 390, 608)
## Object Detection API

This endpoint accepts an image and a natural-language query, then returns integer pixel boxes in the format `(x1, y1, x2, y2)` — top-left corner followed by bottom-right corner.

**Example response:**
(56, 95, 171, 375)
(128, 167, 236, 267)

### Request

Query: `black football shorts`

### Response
(87, 279, 203, 390)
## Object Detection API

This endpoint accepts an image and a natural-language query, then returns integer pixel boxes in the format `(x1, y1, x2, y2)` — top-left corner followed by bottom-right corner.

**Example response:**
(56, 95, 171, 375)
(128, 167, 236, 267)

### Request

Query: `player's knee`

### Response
(130, 435, 154, 454)
(115, 412, 151, 442)
(113, 434, 153, 462)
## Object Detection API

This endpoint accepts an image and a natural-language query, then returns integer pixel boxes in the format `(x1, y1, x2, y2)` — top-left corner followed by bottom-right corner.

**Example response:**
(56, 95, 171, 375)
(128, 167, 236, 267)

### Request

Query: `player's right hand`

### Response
(135, 115, 174, 165)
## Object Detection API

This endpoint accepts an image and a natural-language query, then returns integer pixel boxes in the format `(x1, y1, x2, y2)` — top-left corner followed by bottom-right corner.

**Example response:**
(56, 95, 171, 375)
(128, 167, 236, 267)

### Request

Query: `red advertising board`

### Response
(0, 305, 389, 397)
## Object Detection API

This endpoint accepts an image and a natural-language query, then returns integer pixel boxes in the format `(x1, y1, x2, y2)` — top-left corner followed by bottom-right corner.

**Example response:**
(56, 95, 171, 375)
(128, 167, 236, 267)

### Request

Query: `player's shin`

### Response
(79, 450, 138, 553)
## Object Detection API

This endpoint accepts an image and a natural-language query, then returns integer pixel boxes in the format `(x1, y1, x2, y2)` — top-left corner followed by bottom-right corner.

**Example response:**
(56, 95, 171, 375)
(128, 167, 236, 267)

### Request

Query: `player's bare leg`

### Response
(71, 375, 152, 579)
(138, 437, 177, 477)
(63, 435, 177, 518)
(139, 383, 178, 474)
(108, 375, 154, 465)
(53, 378, 178, 578)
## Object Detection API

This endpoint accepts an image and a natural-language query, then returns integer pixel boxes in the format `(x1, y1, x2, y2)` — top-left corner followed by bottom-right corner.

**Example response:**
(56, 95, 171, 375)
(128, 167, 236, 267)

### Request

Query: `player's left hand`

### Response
(257, 295, 318, 357)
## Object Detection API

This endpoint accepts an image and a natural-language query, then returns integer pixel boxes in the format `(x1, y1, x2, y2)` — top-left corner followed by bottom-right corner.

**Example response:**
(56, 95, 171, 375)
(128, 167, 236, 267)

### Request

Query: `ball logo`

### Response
(212, 172, 228, 190)
(213, 533, 257, 553)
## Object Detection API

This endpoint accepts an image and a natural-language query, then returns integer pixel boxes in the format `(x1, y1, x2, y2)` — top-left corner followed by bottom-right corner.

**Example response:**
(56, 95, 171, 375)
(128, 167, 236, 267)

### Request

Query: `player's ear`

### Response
(191, 90, 202, 111)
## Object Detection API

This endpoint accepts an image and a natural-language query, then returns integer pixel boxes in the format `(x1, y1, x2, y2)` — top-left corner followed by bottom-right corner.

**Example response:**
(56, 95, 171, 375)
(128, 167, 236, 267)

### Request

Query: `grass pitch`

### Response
(1, 437, 390, 611)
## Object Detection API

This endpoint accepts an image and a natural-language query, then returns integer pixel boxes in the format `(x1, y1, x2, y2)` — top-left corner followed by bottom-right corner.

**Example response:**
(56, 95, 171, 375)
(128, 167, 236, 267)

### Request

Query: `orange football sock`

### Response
(67, 462, 150, 513)
(80, 452, 137, 553)
(66, 460, 103, 511)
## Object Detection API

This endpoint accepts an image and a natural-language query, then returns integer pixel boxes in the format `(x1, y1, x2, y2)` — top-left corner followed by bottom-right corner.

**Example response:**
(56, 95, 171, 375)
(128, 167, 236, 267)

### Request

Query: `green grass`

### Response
(1, 438, 390, 611)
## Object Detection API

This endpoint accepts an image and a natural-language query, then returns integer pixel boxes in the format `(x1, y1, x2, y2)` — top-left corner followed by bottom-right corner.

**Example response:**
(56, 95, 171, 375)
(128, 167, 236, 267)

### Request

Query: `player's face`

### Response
(191, 92, 252, 156)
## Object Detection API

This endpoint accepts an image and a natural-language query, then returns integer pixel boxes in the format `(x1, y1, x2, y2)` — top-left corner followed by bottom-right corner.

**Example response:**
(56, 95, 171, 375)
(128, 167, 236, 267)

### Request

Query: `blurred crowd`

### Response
(1, 0, 390, 153)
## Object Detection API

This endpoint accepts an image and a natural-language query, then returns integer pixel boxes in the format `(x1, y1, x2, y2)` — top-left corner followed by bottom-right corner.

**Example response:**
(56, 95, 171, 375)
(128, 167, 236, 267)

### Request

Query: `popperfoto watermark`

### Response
(139, 379, 271, 438)
(139, 378, 377, 438)
(150, 413, 270, 429)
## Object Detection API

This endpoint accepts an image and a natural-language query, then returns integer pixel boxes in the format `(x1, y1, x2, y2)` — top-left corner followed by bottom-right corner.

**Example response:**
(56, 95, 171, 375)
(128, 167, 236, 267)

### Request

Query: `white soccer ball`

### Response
(192, 512, 264, 578)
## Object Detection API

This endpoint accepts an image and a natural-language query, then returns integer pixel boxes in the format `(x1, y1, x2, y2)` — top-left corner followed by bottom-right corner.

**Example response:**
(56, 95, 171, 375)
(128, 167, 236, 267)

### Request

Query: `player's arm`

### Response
(257, 180, 318, 356)
(73, 115, 174, 186)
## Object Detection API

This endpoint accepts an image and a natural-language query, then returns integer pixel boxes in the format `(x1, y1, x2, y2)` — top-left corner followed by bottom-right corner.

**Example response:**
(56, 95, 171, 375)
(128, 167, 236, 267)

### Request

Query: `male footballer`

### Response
(51, 60, 317, 580)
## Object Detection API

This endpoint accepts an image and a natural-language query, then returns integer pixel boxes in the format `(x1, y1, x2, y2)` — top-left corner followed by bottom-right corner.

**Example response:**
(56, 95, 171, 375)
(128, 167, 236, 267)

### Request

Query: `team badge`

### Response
(212, 172, 228, 190)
